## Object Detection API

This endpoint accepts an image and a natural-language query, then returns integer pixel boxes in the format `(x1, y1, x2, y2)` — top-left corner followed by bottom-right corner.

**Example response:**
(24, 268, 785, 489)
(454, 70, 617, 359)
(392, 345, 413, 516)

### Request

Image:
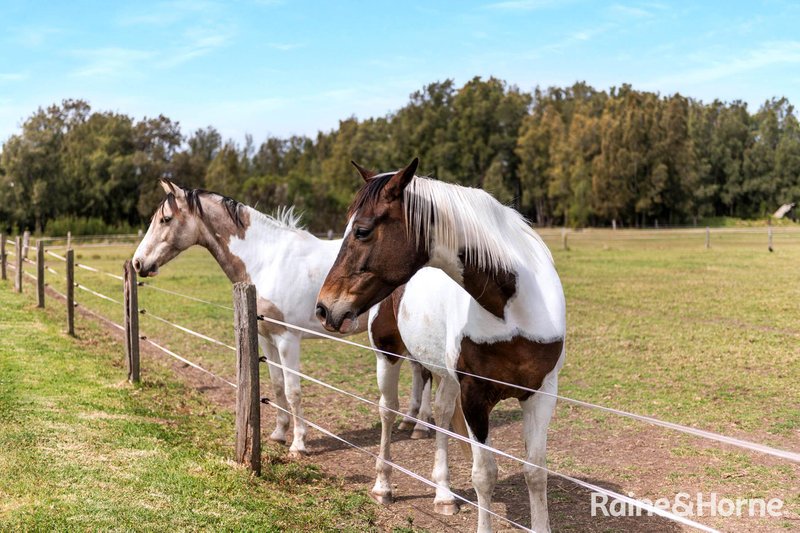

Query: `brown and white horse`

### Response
(316, 159, 566, 532)
(132, 179, 434, 456)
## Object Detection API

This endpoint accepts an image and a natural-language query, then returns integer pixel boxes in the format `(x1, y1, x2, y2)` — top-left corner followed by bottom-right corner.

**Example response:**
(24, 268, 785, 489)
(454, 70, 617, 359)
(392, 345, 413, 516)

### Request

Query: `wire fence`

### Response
(59, 257, 800, 461)
(31, 263, 720, 531)
(4, 235, 799, 531)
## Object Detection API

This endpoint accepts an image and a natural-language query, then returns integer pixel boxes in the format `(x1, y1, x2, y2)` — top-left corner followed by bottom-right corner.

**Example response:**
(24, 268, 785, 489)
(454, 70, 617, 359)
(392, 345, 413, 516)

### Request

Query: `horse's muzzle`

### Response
(132, 258, 158, 277)
(315, 302, 357, 333)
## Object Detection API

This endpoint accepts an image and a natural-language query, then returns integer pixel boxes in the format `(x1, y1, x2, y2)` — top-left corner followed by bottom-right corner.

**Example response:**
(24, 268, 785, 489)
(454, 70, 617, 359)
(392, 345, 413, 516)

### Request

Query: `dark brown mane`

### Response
(347, 173, 394, 218)
(159, 186, 245, 228)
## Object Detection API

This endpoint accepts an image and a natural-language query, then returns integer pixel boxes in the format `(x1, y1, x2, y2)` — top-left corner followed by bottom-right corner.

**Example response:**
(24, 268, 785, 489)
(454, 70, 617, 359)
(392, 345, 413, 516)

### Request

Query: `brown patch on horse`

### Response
(257, 297, 287, 335)
(459, 258, 517, 319)
(456, 337, 563, 443)
(196, 195, 251, 282)
(369, 286, 408, 364)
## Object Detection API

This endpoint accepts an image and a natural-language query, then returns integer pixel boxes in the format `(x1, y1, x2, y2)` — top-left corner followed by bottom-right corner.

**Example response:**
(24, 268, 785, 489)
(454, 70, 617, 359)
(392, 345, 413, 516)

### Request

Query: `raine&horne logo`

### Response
(591, 492, 784, 518)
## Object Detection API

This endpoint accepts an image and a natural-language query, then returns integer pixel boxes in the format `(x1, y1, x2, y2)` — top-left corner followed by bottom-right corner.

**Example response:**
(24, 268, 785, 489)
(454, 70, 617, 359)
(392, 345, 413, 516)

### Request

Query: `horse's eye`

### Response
(160, 216, 173, 224)
(354, 226, 372, 240)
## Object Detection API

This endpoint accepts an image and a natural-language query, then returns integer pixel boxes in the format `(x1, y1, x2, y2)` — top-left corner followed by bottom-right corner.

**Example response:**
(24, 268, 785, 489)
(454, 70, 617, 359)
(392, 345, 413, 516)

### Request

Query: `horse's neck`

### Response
(201, 234, 247, 283)
(426, 243, 528, 320)
(199, 204, 304, 284)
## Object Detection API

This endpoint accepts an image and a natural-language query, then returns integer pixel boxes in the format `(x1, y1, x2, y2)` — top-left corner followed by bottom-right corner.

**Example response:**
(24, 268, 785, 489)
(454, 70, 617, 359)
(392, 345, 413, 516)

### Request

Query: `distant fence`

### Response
(534, 225, 798, 252)
(2, 229, 799, 532)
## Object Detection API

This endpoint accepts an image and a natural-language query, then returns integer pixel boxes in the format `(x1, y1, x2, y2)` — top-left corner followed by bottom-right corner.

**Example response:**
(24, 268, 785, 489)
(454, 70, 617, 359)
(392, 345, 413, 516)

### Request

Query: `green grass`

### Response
(20, 228, 799, 524)
(0, 281, 376, 531)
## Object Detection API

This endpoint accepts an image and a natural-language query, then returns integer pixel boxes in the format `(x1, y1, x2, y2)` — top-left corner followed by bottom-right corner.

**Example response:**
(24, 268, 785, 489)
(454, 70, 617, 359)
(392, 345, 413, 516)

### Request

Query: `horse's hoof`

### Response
(287, 449, 308, 460)
(398, 420, 415, 431)
(369, 490, 394, 506)
(410, 428, 430, 440)
(268, 434, 287, 444)
(434, 500, 460, 515)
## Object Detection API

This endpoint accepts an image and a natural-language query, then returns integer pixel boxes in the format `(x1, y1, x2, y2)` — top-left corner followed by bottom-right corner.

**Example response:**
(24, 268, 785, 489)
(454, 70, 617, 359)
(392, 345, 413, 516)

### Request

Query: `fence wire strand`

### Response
(139, 281, 233, 310)
(140, 307, 236, 351)
(75, 282, 123, 305)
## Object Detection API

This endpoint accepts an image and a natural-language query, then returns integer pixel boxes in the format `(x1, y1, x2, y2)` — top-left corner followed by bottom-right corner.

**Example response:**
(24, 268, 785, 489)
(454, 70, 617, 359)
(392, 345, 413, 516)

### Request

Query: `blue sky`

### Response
(1, 0, 799, 144)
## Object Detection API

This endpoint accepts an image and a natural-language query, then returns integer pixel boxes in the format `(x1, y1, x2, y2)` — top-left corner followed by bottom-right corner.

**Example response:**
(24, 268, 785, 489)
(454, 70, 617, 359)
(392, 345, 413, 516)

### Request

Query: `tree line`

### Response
(1, 78, 799, 234)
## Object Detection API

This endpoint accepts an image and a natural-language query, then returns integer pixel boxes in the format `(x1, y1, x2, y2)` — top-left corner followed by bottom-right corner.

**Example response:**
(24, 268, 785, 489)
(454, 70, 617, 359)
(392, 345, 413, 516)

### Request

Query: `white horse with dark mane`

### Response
(132, 179, 433, 456)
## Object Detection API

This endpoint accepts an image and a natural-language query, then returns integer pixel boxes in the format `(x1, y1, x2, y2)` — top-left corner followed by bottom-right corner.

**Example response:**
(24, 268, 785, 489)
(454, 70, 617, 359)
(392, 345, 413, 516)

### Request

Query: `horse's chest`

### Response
(456, 335, 563, 401)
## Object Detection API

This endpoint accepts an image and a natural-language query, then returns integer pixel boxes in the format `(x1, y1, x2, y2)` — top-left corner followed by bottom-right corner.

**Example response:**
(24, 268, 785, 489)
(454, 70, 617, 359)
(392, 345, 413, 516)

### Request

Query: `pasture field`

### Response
(0, 280, 376, 531)
(11, 227, 800, 531)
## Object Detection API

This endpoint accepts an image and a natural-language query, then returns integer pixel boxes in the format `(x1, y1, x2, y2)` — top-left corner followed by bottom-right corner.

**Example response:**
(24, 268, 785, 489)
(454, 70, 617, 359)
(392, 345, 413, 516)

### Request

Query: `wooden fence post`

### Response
(21, 230, 30, 259)
(705, 227, 710, 249)
(1, 233, 6, 281)
(768, 225, 773, 253)
(233, 282, 261, 475)
(66, 249, 75, 336)
(66, 231, 72, 251)
(36, 240, 45, 308)
(123, 260, 140, 383)
(14, 236, 22, 293)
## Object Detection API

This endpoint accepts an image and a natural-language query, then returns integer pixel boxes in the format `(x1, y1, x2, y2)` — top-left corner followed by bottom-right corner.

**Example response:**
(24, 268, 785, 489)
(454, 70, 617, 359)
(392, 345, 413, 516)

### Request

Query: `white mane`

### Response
(247, 205, 305, 231)
(404, 176, 554, 273)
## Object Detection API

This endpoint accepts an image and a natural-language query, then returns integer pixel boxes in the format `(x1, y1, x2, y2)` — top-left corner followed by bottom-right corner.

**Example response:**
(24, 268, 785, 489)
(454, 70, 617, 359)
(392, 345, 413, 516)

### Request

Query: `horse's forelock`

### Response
(185, 188, 205, 219)
(159, 192, 179, 219)
(347, 172, 394, 219)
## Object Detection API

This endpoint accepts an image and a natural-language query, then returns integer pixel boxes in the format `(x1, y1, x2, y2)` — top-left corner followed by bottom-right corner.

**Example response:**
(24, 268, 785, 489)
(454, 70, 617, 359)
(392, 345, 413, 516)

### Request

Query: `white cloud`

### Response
(119, 0, 222, 27)
(11, 26, 62, 47)
(69, 48, 155, 78)
(158, 25, 234, 68)
(609, 4, 654, 18)
(267, 42, 303, 51)
(0, 72, 29, 83)
(484, 0, 563, 11)
(647, 40, 800, 87)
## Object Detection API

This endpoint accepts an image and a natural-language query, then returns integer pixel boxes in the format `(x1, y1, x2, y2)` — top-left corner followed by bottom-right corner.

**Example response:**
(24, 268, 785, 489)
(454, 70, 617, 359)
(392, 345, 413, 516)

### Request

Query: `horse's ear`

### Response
(383, 158, 418, 201)
(351, 161, 377, 182)
(159, 178, 175, 195)
(160, 178, 185, 199)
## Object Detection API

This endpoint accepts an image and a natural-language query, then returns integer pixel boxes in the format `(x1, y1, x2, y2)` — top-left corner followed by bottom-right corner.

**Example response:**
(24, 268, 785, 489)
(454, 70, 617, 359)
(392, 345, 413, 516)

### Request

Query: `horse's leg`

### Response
(398, 361, 423, 431)
(469, 428, 498, 533)
(258, 334, 289, 444)
(520, 370, 559, 533)
(411, 366, 433, 439)
(371, 353, 402, 505)
(460, 378, 499, 533)
(277, 334, 307, 457)
(431, 376, 460, 515)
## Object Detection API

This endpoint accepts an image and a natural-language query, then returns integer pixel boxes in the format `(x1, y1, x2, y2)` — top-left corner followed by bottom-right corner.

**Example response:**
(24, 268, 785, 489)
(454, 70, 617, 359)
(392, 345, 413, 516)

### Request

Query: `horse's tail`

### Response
(451, 394, 473, 461)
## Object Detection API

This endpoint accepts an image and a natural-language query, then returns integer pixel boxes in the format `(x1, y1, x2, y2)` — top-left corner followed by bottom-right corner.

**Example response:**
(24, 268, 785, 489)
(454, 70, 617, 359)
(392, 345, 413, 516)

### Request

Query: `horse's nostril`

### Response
(315, 304, 328, 322)
(132, 259, 142, 272)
